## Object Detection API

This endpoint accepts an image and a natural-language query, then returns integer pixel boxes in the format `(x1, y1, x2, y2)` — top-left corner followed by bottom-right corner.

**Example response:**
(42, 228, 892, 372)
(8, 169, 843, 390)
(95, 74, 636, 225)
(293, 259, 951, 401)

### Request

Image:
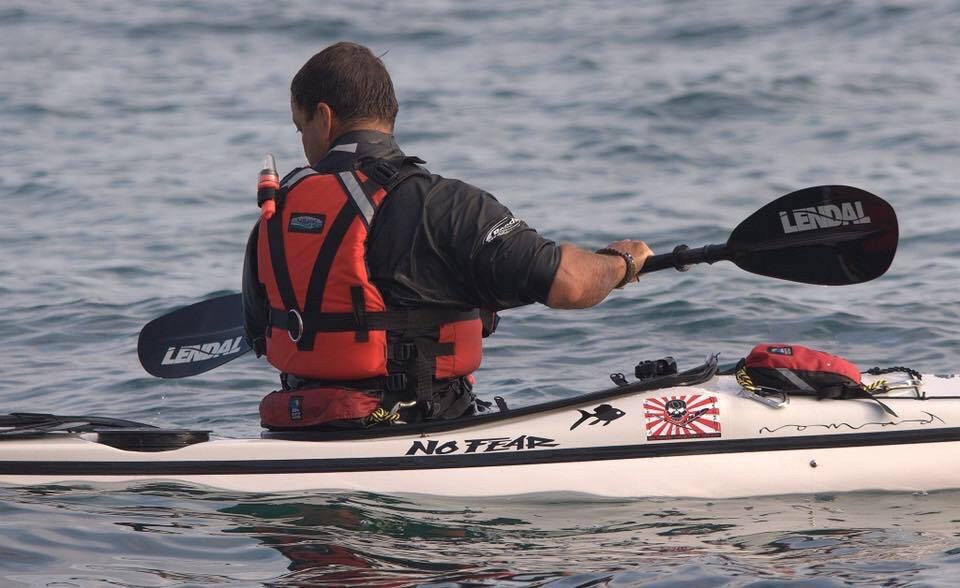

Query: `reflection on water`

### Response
(7, 485, 954, 586)
(215, 490, 960, 585)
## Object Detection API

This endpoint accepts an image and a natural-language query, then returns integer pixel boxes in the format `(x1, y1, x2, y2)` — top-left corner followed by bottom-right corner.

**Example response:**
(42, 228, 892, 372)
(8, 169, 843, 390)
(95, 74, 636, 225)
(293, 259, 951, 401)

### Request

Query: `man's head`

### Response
(290, 42, 398, 165)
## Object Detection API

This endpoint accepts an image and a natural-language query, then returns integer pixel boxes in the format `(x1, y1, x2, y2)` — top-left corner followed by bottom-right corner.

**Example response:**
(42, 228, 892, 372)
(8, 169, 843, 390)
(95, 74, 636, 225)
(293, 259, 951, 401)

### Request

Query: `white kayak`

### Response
(2, 358, 958, 498)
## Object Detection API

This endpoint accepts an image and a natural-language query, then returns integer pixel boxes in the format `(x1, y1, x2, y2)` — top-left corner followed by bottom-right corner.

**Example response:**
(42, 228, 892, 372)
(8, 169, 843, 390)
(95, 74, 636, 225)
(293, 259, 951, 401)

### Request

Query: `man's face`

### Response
(291, 97, 330, 166)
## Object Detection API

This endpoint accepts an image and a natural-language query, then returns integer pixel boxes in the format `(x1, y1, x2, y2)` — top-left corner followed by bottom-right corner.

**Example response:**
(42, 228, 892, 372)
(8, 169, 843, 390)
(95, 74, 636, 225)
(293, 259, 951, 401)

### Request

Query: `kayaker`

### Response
(242, 42, 653, 429)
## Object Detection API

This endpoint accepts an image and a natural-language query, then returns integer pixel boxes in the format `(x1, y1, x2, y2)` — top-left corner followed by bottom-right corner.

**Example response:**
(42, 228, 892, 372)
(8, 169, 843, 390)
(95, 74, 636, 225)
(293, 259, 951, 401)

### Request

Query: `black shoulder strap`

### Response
(266, 205, 301, 316)
(360, 156, 429, 192)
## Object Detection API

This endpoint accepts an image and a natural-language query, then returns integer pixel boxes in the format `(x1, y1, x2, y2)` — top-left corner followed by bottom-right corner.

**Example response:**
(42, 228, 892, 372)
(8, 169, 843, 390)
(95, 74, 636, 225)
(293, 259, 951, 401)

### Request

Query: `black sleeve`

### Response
(241, 223, 268, 356)
(425, 180, 561, 311)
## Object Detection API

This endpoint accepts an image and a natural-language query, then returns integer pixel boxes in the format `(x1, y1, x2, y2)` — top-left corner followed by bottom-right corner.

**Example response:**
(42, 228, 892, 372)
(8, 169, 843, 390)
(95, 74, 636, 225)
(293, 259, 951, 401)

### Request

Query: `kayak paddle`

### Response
(137, 185, 896, 378)
(137, 293, 249, 378)
(640, 185, 897, 285)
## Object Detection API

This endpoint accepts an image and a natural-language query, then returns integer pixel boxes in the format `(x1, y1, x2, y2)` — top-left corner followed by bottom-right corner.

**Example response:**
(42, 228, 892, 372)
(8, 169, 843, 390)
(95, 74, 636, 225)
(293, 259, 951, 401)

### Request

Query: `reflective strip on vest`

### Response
(281, 168, 319, 190)
(330, 143, 358, 153)
(338, 171, 375, 226)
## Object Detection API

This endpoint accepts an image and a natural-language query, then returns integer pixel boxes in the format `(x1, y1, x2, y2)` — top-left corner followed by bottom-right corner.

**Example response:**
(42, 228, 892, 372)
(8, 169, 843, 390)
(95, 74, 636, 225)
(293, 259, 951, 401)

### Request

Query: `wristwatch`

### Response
(595, 248, 637, 289)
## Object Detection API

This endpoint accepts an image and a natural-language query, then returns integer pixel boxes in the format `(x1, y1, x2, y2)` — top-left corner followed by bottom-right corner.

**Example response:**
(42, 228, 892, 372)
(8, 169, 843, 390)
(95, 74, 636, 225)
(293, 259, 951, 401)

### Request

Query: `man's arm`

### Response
(546, 240, 653, 309)
(426, 181, 561, 310)
(427, 180, 652, 311)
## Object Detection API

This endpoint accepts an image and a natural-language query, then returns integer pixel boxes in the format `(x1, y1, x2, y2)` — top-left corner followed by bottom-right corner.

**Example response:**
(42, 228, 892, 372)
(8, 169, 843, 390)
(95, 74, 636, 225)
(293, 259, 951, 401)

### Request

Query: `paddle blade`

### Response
(727, 185, 898, 285)
(137, 293, 251, 378)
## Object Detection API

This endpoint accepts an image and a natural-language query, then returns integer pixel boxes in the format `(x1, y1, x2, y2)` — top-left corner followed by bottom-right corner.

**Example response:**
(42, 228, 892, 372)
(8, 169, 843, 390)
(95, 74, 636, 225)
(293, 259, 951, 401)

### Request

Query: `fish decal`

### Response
(570, 404, 626, 430)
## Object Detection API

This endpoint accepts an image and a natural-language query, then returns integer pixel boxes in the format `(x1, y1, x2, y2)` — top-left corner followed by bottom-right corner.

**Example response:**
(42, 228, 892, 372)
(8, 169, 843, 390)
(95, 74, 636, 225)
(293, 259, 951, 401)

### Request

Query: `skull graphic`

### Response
(665, 399, 688, 423)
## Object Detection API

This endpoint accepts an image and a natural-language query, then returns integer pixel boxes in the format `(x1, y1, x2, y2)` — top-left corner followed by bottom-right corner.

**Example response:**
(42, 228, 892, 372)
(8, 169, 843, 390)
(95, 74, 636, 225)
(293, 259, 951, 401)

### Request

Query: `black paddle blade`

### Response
(727, 185, 898, 285)
(137, 293, 251, 378)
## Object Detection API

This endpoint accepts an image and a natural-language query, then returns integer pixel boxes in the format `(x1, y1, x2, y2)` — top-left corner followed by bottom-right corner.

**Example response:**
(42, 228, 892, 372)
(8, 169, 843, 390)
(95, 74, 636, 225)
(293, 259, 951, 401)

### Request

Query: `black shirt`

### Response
(242, 131, 561, 350)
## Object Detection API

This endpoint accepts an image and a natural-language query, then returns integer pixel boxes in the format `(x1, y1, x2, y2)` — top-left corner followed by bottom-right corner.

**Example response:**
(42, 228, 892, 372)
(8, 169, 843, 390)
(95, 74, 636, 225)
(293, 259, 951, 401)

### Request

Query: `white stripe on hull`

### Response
(2, 440, 958, 498)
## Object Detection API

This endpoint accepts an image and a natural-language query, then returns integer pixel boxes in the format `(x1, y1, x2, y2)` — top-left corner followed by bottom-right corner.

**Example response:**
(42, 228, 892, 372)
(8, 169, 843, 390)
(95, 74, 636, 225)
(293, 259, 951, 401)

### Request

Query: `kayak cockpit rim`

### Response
(261, 356, 719, 441)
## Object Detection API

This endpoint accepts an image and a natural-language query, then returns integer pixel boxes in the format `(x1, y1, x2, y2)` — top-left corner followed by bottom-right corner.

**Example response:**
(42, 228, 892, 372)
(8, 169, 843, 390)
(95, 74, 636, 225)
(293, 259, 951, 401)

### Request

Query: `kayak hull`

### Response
(3, 439, 959, 498)
(3, 363, 959, 497)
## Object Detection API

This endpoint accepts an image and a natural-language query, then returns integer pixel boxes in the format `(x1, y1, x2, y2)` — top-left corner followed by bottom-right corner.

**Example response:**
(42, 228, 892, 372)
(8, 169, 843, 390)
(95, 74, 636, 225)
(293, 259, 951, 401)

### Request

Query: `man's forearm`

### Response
(545, 244, 629, 309)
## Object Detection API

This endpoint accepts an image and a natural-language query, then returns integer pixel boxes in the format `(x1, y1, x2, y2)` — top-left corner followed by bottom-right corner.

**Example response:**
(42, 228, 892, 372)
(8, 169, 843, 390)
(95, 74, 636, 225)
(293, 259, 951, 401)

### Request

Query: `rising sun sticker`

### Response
(643, 395, 721, 441)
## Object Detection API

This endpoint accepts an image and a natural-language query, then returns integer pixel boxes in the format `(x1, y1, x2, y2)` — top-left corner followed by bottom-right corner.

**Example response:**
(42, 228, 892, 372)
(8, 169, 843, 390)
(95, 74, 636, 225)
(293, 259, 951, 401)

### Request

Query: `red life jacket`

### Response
(256, 158, 483, 402)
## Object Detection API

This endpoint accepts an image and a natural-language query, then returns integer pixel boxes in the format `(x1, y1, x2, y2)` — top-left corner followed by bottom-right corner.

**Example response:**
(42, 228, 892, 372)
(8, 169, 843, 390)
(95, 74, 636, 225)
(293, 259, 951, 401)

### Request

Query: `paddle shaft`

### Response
(640, 244, 729, 274)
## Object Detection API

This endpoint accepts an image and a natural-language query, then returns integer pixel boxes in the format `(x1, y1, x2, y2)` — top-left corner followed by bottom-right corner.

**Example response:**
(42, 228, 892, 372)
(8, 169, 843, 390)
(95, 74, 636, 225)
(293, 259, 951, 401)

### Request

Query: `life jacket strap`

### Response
(268, 306, 478, 337)
(350, 286, 369, 343)
(361, 156, 428, 191)
(281, 371, 407, 393)
(387, 340, 455, 361)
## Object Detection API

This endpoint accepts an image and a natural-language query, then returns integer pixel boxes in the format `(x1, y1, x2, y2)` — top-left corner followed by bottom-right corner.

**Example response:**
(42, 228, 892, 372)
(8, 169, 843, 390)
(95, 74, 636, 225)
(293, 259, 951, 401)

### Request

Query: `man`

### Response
(243, 42, 653, 429)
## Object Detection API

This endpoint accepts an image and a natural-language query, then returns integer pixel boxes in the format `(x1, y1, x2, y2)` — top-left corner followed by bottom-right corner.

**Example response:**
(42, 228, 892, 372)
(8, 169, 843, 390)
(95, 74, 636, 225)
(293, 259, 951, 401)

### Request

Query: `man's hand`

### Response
(601, 240, 654, 285)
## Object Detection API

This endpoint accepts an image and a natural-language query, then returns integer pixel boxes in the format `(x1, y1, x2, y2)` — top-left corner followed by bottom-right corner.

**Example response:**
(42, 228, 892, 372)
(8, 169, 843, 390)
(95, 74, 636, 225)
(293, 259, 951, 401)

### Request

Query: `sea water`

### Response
(1, 0, 959, 585)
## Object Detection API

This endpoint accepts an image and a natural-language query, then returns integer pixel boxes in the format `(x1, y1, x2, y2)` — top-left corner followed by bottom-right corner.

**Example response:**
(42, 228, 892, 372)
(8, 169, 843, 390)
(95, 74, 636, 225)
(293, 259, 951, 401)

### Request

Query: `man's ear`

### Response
(314, 102, 330, 121)
(315, 103, 336, 136)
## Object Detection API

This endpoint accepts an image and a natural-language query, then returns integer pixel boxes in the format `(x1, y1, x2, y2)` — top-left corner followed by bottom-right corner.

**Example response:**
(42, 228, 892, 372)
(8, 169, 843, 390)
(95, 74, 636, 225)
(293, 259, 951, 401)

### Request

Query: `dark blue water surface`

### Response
(2, 0, 959, 585)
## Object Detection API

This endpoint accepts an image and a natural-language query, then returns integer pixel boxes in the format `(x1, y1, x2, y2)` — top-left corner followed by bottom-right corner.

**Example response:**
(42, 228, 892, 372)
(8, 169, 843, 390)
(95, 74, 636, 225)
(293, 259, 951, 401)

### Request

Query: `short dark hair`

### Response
(291, 42, 398, 127)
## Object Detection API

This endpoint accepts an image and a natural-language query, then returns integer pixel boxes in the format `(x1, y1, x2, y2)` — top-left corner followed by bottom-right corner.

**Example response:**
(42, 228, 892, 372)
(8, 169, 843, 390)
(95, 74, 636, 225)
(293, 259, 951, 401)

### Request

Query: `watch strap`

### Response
(595, 248, 637, 289)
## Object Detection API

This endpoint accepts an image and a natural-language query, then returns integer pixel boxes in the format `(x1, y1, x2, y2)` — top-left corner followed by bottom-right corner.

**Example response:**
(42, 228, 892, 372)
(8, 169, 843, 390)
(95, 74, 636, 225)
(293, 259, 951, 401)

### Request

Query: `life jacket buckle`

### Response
(287, 309, 304, 343)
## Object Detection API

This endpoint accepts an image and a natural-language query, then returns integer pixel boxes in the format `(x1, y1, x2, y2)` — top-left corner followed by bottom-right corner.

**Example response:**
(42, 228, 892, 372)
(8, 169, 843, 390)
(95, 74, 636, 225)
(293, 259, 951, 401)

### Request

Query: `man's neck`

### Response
(314, 128, 404, 170)
(331, 120, 393, 143)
